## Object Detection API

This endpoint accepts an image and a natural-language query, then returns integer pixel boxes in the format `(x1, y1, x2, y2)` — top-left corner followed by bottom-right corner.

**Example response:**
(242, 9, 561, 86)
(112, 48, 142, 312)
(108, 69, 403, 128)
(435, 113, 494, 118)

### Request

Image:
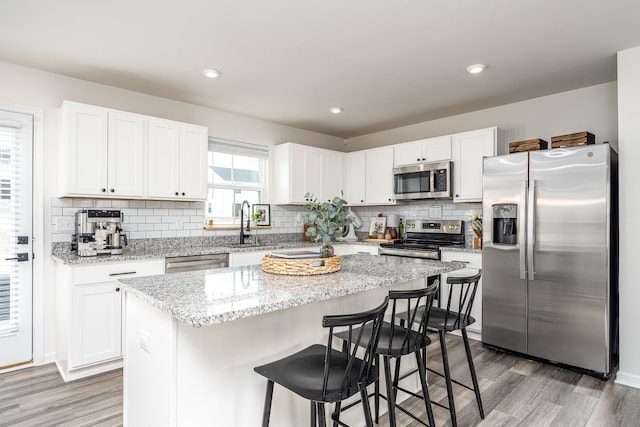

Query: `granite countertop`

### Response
(51, 240, 480, 265)
(119, 254, 466, 328)
(51, 241, 378, 265)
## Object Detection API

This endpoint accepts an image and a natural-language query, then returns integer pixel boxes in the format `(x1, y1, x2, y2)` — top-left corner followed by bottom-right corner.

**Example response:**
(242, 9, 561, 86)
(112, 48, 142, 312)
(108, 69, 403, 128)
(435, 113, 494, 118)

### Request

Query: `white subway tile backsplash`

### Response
(51, 197, 481, 243)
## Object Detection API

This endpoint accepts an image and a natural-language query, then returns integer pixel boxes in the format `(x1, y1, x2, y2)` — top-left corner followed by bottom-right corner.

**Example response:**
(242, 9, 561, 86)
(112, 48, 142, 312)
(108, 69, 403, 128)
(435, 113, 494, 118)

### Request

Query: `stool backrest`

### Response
(442, 269, 482, 330)
(322, 297, 389, 400)
(386, 281, 439, 354)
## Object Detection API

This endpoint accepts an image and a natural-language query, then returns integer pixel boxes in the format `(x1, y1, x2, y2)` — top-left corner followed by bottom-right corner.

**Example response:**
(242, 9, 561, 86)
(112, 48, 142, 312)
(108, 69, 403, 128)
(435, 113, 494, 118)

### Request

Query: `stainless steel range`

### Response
(379, 219, 465, 259)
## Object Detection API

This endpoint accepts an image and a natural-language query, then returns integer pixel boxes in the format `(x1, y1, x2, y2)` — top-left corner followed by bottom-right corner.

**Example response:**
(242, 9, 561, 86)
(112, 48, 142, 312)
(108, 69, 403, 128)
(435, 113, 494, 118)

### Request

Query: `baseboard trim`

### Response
(615, 371, 640, 390)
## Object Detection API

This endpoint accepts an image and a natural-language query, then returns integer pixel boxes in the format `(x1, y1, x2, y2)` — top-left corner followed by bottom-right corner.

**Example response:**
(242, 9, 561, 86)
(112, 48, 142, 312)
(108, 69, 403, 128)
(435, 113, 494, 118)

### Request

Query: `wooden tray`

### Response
(550, 131, 595, 148)
(262, 254, 341, 275)
(509, 138, 548, 153)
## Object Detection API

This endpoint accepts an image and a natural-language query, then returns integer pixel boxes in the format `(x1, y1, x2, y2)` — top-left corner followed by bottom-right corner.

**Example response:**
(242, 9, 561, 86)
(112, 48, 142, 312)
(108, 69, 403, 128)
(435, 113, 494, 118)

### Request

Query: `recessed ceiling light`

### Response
(202, 69, 221, 79)
(467, 64, 486, 74)
(329, 107, 344, 114)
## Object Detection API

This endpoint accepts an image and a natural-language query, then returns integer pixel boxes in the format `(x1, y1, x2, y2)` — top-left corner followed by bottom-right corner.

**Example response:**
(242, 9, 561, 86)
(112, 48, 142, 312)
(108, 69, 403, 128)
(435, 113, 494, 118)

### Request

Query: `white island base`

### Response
(123, 278, 426, 427)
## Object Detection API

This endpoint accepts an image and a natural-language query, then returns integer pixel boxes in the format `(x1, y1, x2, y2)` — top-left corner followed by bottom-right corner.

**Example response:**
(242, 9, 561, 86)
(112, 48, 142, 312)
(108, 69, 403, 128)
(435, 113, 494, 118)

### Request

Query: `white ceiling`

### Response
(1, 0, 639, 138)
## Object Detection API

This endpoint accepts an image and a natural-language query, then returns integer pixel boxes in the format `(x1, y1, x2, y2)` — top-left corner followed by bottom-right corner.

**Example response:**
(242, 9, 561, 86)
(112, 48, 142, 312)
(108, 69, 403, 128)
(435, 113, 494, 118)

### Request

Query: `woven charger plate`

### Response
(262, 254, 341, 276)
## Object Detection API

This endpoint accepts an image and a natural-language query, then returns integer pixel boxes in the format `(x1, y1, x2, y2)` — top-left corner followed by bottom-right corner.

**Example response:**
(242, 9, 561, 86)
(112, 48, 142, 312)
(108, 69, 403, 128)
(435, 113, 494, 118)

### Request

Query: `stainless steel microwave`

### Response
(393, 161, 452, 200)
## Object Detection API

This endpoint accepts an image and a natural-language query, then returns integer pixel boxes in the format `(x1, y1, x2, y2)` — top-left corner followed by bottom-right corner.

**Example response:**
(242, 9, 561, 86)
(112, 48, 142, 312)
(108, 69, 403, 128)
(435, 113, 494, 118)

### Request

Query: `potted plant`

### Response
(302, 193, 350, 257)
(469, 213, 482, 249)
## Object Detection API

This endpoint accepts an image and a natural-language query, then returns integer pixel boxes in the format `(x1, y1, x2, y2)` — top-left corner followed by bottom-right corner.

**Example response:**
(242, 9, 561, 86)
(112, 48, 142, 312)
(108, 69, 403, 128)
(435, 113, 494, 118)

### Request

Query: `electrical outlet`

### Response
(56, 217, 75, 232)
(139, 330, 151, 353)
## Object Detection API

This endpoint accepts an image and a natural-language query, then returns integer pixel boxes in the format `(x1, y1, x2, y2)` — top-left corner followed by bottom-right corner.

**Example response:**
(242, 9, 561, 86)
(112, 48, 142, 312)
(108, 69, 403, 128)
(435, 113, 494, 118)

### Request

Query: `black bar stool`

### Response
(334, 282, 439, 427)
(401, 269, 484, 427)
(253, 297, 389, 427)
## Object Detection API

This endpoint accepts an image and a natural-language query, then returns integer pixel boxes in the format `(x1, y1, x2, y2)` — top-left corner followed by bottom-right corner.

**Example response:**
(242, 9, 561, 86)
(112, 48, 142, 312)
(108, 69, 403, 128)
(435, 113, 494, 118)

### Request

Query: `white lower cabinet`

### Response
(56, 259, 164, 381)
(70, 282, 123, 368)
(440, 251, 482, 338)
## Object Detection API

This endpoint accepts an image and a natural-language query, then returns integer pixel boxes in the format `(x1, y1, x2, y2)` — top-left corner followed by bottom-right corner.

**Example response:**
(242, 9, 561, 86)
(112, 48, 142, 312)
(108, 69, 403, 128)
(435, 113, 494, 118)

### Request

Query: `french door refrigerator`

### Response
(482, 144, 618, 379)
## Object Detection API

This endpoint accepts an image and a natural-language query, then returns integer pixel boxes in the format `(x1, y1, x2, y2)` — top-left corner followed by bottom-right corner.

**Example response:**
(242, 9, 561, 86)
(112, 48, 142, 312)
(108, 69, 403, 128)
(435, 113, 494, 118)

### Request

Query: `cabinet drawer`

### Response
(72, 260, 164, 285)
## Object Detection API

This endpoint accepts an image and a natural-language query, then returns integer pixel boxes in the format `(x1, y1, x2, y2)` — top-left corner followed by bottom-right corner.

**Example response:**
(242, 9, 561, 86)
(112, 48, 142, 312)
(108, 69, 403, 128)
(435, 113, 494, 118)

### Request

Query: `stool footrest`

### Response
(426, 367, 477, 392)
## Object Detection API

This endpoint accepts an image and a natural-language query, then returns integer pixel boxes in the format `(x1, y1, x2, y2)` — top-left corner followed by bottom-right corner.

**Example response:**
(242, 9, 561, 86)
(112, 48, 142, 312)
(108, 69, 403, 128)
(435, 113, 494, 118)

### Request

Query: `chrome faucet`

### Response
(239, 200, 251, 244)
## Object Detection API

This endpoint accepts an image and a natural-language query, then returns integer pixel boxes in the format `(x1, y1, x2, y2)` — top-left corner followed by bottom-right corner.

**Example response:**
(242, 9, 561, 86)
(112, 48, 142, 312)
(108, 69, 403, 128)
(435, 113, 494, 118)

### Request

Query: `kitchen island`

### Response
(120, 254, 465, 427)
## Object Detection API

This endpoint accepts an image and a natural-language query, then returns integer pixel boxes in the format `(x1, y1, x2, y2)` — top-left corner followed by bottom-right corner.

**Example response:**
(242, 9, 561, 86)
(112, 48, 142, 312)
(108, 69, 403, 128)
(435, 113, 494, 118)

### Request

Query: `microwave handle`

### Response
(430, 169, 435, 194)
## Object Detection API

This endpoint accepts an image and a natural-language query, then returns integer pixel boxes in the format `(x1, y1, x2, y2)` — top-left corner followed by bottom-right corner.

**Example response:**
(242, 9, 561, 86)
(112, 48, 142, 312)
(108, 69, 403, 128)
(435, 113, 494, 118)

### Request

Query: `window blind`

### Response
(209, 137, 269, 159)
(0, 117, 21, 335)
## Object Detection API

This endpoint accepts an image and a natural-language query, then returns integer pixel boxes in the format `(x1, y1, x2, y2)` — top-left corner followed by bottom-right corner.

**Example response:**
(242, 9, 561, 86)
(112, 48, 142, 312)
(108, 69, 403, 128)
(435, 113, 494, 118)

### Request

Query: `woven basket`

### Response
(262, 254, 341, 276)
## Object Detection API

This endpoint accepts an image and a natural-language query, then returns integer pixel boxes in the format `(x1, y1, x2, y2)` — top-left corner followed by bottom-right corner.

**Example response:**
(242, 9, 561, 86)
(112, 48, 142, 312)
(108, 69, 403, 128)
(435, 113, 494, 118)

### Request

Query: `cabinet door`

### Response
(306, 147, 324, 201)
(147, 118, 181, 198)
(365, 146, 395, 205)
(424, 136, 452, 162)
(440, 251, 482, 335)
(323, 150, 344, 202)
(289, 145, 308, 203)
(69, 282, 122, 368)
(61, 102, 109, 196)
(344, 151, 366, 205)
(107, 111, 145, 197)
(394, 140, 424, 166)
(452, 128, 496, 202)
(179, 124, 208, 200)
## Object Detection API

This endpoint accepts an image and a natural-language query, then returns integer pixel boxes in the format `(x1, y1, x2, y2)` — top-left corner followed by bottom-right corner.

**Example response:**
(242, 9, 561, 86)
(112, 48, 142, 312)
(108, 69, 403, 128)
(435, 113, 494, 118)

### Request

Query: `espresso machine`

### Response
(71, 209, 127, 256)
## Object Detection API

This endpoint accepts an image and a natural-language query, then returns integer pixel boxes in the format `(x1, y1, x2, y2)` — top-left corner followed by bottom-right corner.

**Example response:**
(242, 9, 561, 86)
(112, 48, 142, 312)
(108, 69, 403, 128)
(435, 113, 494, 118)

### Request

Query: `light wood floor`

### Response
(1, 334, 639, 426)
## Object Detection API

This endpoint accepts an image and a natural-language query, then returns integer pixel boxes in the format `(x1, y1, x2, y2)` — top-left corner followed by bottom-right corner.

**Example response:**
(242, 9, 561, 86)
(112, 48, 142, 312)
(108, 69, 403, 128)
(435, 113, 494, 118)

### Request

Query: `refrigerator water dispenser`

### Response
(492, 204, 517, 245)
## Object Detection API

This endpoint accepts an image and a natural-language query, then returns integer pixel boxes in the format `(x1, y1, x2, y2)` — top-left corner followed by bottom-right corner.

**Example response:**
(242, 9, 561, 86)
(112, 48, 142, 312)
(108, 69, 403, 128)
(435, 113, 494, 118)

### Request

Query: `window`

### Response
(207, 138, 268, 225)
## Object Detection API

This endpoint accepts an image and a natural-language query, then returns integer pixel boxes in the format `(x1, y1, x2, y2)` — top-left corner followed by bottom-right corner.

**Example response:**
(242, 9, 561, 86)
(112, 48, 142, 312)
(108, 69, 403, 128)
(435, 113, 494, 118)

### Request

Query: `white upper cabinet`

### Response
(147, 118, 208, 201)
(394, 135, 452, 167)
(61, 101, 144, 198)
(344, 151, 366, 205)
(452, 127, 498, 202)
(365, 146, 395, 205)
(271, 143, 343, 204)
(60, 101, 208, 200)
(323, 149, 344, 202)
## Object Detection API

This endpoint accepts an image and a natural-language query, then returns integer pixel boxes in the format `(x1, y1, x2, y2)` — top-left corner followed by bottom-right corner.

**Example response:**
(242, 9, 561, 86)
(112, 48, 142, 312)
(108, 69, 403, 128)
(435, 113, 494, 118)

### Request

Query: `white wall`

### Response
(616, 46, 640, 388)
(0, 60, 343, 362)
(346, 82, 618, 153)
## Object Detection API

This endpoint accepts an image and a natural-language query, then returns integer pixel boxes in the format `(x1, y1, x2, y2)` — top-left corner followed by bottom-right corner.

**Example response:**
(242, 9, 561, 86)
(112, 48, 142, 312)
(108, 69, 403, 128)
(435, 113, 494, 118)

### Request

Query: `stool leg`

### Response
(374, 354, 380, 423)
(415, 350, 436, 427)
(311, 401, 317, 427)
(261, 380, 274, 427)
(318, 402, 327, 427)
(360, 386, 375, 427)
(383, 356, 397, 427)
(439, 330, 457, 427)
(332, 402, 341, 427)
(462, 328, 484, 418)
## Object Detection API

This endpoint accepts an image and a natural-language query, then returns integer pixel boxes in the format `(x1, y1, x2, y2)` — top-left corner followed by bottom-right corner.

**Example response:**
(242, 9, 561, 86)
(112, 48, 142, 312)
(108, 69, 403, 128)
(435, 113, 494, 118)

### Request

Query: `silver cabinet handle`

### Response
(109, 271, 137, 277)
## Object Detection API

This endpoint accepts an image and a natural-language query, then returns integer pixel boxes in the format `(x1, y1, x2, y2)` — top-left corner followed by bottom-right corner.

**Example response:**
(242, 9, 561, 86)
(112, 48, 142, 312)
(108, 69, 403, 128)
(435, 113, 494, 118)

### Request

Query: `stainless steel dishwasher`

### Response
(165, 253, 230, 273)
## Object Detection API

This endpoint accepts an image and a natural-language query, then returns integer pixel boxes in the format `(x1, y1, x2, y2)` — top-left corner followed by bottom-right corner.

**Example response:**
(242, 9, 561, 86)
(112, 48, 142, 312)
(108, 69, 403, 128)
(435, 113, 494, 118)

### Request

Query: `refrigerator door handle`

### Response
(527, 179, 536, 280)
(519, 180, 528, 279)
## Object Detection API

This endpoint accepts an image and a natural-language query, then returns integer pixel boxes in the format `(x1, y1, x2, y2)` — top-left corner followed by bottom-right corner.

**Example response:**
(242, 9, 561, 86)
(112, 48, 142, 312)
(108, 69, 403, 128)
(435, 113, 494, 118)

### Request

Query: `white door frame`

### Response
(0, 101, 44, 367)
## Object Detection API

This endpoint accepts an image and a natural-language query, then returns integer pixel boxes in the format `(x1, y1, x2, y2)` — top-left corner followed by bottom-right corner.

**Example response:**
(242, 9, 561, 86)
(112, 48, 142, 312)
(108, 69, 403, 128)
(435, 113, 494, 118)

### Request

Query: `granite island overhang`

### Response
(119, 254, 466, 427)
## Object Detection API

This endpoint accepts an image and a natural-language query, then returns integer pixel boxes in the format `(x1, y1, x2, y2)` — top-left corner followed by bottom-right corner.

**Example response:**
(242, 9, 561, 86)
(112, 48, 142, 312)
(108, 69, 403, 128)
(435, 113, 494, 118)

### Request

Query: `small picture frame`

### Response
(369, 217, 387, 237)
(252, 204, 271, 226)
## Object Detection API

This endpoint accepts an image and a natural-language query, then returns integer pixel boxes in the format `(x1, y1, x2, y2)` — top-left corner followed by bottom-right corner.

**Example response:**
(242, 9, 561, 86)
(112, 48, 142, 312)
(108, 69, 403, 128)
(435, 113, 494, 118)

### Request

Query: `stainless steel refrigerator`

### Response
(482, 144, 618, 379)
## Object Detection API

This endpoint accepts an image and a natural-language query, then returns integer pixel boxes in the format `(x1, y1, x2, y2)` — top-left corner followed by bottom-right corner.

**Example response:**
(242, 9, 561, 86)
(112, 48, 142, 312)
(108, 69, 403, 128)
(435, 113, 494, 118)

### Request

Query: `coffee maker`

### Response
(71, 209, 127, 256)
